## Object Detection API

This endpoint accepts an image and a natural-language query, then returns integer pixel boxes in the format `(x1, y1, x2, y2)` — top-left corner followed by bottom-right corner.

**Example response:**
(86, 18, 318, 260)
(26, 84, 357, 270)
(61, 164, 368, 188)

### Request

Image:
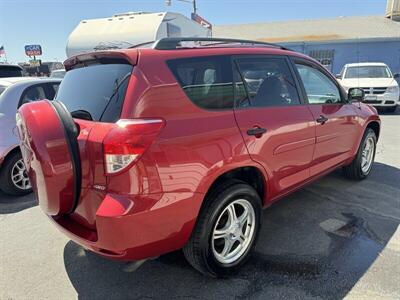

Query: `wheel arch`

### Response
(202, 165, 267, 209)
(0, 146, 20, 168)
(366, 120, 380, 141)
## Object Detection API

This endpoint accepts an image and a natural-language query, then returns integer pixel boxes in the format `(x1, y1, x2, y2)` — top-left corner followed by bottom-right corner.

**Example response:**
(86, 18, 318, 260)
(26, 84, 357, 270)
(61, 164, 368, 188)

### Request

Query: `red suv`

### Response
(17, 38, 380, 277)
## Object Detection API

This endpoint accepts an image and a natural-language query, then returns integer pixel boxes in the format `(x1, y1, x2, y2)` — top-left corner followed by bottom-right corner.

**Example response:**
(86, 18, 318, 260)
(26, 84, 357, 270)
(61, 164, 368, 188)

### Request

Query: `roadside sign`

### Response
(191, 13, 212, 30)
(25, 45, 42, 56)
(29, 59, 41, 67)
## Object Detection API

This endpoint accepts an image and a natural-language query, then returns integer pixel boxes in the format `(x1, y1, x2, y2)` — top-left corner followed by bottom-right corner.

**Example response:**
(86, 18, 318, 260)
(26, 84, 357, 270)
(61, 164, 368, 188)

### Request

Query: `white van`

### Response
(66, 12, 211, 58)
(338, 62, 399, 112)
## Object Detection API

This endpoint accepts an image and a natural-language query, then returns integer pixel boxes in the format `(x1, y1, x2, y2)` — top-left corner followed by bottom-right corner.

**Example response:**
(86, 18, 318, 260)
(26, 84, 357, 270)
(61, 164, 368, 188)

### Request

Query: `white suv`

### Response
(0, 77, 61, 195)
(338, 62, 399, 112)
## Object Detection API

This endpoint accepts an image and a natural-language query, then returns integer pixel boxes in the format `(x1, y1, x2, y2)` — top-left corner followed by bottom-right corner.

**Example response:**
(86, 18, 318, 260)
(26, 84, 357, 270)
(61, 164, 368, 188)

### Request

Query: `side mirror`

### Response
(348, 88, 364, 102)
(335, 74, 342, 79)
(394, 73, 400, 79)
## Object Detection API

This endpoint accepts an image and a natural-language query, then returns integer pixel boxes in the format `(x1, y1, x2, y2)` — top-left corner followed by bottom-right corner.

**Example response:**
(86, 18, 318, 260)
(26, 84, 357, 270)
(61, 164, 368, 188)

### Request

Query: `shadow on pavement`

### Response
(0, 191, 37, 214)
(63, 163, 400, 299)
(377, 106, 399, 115)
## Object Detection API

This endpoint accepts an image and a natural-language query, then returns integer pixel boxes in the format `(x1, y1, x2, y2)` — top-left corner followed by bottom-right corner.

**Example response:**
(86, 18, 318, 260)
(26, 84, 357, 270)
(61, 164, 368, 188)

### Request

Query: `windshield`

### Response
(55, 63, 133, 122)
(50, 70, 66, 78)
(345, 66, 392, 79)
(0, 66, 23, 78)
(0, 86, 6, 95)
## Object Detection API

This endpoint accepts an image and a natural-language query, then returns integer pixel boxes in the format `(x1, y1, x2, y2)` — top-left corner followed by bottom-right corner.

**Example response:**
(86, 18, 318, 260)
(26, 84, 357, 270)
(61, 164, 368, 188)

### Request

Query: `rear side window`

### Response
(234, 57, 300, 108)
(167, 56, 234, 110)
(20, 85, 47, 106)
(55, 63, 133, 122)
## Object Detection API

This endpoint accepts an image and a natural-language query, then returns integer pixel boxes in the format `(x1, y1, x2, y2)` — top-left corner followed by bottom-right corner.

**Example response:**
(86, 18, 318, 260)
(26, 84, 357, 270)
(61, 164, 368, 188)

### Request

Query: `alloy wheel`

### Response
(11, 158, 31, 190)
(211, 199, 256, 264)
(361, 136, 375, 174)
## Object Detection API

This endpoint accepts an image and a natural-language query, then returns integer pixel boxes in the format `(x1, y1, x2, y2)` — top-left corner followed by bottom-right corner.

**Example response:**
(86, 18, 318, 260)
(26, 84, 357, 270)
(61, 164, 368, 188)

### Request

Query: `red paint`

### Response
(17, 101, 76, 215)
(17, 46, 380, 261)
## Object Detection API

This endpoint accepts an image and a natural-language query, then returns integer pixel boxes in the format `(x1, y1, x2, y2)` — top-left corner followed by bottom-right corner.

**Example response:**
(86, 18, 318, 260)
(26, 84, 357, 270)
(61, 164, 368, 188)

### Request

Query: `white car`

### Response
(0, 64, 24, 78)
(0, 77, 61, 195)
(338, 62, 399, 112)
(50, 69, 66, 79)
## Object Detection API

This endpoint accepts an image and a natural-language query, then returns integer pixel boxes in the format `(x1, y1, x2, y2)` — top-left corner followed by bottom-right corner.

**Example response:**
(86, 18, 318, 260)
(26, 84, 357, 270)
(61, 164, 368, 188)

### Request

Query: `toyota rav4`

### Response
(17, 38, 380, 277)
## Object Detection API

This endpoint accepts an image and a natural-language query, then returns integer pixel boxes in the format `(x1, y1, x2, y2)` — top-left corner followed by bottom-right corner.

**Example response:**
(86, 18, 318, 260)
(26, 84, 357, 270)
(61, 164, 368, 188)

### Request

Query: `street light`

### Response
(166, 0, 197, 15)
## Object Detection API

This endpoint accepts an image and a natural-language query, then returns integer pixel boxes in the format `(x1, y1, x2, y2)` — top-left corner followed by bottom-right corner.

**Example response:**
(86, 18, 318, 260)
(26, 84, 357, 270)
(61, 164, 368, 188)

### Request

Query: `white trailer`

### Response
(66, 11, 212, 57)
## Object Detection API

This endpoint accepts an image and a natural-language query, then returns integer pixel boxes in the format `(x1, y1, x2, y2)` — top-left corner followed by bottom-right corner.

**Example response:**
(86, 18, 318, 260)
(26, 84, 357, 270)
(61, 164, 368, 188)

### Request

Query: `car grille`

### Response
(363, 100, 382, 104)
(361, 87, 387, 95)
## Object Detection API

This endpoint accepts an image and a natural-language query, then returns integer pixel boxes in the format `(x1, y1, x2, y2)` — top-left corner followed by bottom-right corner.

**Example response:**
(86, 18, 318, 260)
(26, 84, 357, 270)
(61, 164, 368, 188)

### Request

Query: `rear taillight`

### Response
(103, 119, 165, 175)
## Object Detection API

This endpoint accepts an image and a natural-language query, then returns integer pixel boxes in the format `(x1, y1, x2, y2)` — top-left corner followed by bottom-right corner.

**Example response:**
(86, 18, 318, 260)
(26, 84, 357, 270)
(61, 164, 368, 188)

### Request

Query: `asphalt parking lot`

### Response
(1, 110, 399, 300)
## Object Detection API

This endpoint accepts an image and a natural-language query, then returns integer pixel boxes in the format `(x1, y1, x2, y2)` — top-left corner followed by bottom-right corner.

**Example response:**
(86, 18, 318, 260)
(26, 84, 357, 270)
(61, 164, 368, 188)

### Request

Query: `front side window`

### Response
(344, 66, 392, 79)
(234, 57, 300, 107)
(295, 64, 341, 104)
(167, 56, 234, 110)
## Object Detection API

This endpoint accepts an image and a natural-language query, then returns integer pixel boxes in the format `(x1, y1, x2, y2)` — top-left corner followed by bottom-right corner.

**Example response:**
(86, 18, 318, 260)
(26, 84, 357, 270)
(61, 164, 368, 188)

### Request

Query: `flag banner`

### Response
(191, 13, 212, 30)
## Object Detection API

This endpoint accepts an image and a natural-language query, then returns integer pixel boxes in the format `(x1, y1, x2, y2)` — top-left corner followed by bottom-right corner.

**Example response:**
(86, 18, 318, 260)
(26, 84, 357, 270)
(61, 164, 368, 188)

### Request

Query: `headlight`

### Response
(386, 86, 399, 93)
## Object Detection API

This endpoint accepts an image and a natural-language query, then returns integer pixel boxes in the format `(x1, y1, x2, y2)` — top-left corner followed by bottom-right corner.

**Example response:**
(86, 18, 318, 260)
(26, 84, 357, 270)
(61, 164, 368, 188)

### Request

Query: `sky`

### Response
(0, 0, 388, 63)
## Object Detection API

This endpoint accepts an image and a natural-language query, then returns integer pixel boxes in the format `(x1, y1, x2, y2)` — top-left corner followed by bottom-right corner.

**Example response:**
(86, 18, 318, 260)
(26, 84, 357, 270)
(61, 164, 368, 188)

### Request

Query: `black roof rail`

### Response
(151, 37, 291, 51)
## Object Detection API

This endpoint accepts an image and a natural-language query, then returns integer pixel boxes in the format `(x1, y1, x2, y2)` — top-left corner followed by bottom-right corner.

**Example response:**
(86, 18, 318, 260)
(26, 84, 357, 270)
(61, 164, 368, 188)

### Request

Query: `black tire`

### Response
(386, 106, 397, 113)
(183, 179, 262, 277)
(0, 151, 32, 196)
(343, 128, 376, 180)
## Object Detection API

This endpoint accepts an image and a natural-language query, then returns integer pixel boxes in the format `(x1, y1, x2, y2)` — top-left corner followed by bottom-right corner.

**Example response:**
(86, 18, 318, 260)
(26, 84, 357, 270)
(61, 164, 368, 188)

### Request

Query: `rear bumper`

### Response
(48, 192, 204, 261)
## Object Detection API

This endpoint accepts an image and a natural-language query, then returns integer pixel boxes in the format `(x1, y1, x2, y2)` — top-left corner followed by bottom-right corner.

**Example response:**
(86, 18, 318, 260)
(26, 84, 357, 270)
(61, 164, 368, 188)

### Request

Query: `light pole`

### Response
(166, 0, 197, 15)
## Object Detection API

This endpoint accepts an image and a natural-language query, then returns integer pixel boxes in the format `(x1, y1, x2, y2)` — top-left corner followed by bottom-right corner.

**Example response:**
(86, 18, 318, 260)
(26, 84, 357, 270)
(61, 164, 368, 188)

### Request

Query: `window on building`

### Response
(308, 50, 335, 71)
(234, 57, 300, 107)
(167, 23, 181, 37)
(167, 56, 234, 110)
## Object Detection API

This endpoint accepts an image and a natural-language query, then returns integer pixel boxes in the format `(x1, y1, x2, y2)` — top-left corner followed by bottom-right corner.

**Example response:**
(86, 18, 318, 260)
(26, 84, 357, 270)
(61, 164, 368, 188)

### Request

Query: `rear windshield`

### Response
(0, 66, 23, 78)
(345, 66, 392, 79)
(55, 63, 133, 122)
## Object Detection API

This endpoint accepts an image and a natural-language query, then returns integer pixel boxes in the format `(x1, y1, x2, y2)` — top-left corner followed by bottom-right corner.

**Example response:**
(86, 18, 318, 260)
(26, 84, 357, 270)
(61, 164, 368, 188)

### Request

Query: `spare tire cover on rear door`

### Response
(17, 100, 81, 216)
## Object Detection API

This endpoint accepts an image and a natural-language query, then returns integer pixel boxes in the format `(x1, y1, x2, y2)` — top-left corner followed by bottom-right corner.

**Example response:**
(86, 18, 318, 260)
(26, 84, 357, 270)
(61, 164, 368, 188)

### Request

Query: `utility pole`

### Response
(392, 0, 396, 20)
(166, 0, 197, 15)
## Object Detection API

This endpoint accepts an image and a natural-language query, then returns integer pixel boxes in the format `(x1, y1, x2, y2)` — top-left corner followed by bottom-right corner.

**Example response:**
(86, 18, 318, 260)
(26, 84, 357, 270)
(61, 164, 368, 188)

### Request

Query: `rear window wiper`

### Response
(99, 72, 131, 121)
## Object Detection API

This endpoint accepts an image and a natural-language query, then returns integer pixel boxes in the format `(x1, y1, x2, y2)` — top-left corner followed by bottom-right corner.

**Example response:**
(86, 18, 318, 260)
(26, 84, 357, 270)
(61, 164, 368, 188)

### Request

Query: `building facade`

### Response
(214, 15, 400, 76)
(282, 38, 400, 75)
